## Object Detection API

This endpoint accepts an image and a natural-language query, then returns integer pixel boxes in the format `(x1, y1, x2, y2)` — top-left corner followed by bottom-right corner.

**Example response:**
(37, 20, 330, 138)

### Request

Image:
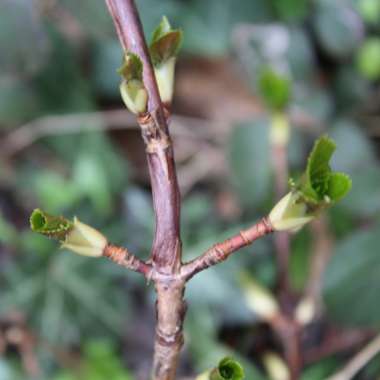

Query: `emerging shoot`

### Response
(269, 135, 352, 232)
(150, 16, 183, 103)
(118, 52, 148, 114)
(30, 209, 107, 257)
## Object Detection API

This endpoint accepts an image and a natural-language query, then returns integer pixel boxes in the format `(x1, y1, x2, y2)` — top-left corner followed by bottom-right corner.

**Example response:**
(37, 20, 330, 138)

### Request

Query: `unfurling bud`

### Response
(150, 16, 182, 104)
(269, 135, 352, 233)
(30, 209, 107, 258)
(61, 217, 107, 257)
(268, 192, 314, 233)
(240, 274, 279, 321)
(120, 79, 148, 115)
(210, 357, 245, 380)
(263, 352, 290, 380)
(118, 53, 148, 114)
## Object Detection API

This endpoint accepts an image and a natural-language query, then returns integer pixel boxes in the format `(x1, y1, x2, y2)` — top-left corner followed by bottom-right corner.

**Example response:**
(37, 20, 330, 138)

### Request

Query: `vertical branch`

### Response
(270, 113, 291, 301)
(270, 113, 302, 380)
(105, 0, 182, 274)
(105, 1, 184, 379)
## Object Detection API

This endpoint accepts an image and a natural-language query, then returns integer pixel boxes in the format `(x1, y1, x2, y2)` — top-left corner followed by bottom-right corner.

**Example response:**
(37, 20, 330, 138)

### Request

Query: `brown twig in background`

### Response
(271, 139, 291, 301)
(304, 329, 374, 365)
(304, 216, 333, 317)
(0, 110, 216, 158)
(326, 333, 380, 380)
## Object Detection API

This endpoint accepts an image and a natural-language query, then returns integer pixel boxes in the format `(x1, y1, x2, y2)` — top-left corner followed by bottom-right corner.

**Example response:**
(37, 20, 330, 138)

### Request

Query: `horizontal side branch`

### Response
(181, 217, 273, 280)
(103, 244, 152, 277)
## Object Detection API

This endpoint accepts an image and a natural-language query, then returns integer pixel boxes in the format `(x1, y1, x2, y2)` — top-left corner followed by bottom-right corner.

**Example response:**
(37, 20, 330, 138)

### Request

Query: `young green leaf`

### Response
(30, 209, 73, 241)
(150, 16, 183, 66)
(30, 209, 107, 257)
(118, 52, 143, 82)
(300, 135, 352, 204)
(210, 357, 245, 380)
(269, 135, 352, 232)
(258, 69, 291, 111)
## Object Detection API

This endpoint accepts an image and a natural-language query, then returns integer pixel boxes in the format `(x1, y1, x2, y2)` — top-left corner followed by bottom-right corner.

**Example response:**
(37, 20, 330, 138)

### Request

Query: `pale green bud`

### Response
(61, 217, 107, 257)
(120, 79, 148, 115)
(155, 57, 176, 104)
(269, 192, 314, 233)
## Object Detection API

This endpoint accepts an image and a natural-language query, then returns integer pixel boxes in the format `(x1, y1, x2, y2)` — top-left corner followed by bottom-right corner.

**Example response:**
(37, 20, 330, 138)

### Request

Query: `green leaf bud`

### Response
(118, 53, 148, 114)
(30, 209, 107, 258)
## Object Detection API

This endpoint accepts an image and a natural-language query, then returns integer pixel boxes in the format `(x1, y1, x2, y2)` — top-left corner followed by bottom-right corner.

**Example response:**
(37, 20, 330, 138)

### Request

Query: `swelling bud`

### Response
(154, 57, 176, 104)
(118, 53, 148, 115)
(61, 217, 107, 257)
(269, 192, 314, 233)
(120, 79, 148, 115)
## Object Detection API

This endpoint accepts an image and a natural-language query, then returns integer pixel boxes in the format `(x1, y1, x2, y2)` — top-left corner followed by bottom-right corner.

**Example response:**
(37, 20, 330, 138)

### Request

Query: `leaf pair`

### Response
(297, 135, 352, 207)
(118, 17, 182, 108)
(269, 135, 352, 232)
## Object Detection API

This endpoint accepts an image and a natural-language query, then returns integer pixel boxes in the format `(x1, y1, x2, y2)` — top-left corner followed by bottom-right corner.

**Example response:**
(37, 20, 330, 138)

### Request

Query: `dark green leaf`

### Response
(323, 222, 380, 326)
(272, 0, 310, 22)
(228, 120, 271, 208)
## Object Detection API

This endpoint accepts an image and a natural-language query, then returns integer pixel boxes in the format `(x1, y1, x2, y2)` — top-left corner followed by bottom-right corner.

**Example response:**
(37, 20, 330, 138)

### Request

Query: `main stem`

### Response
(105, 1, 183, 379)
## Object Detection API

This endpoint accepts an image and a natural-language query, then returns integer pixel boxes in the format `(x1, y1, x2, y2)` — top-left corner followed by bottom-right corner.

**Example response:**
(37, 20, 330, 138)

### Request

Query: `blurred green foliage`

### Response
(53, 340, 133, 380)
(0, 0, 380, 378)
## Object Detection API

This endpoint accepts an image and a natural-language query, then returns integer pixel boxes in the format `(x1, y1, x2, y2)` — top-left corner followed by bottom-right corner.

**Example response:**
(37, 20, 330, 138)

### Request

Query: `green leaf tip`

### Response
(30, 209, 73, 241)
(258, 68, 291, 111)
(118, 52, 143, 82)
(150, 16, 183, 66)
(30, 210, 107, 257)
(210, 357, 245, 380)
(300, 135, 352, 204)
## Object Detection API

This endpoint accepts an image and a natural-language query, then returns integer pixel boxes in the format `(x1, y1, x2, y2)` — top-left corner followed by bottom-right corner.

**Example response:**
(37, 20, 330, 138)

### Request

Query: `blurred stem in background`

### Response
(270, 112, 291, 301)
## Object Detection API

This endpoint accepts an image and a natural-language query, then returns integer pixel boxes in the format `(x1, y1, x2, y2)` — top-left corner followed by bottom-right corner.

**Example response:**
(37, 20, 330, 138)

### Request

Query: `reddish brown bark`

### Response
(103, 244, 152, 276)
(181, 217, 273, 280)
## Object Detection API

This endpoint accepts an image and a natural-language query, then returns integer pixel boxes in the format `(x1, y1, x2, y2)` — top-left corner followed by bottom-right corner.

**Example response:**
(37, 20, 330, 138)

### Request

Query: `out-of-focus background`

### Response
(0, 0, 380, 379)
